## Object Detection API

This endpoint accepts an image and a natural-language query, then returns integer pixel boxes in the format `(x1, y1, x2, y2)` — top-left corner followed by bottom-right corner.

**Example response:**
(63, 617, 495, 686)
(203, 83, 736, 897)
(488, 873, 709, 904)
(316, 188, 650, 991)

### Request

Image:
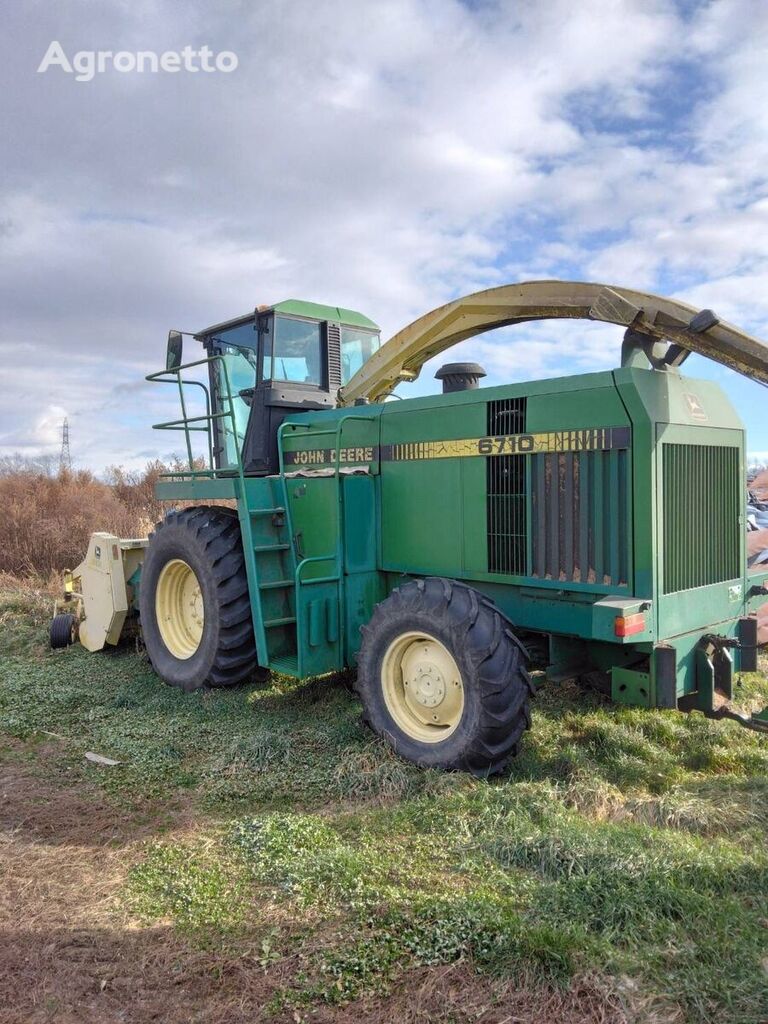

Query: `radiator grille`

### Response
(531, 449, 630, 586)
(662, 443, 740, 594)
(487, 398, 527, 574)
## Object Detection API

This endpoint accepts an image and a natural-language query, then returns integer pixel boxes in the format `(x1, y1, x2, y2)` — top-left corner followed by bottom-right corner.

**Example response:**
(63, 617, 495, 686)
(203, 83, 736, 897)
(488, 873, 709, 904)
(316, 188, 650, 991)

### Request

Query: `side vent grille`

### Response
(662, 443, 740, 593)
(531, 449, 630, 586)
(326, 323, 342, 389)
(487, 398, 527, 575)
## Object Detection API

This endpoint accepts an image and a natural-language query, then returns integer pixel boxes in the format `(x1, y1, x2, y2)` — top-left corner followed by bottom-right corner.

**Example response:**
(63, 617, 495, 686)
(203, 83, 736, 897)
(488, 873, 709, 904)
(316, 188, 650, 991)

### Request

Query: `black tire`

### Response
(356, 578, 534, 776)
(50, 612, 76, 649)
(139, 506, 258, 691)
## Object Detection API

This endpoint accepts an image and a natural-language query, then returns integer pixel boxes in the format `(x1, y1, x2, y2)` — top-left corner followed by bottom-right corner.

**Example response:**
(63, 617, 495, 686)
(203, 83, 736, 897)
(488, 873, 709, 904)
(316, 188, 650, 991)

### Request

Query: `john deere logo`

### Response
(684, 393, 707, 421)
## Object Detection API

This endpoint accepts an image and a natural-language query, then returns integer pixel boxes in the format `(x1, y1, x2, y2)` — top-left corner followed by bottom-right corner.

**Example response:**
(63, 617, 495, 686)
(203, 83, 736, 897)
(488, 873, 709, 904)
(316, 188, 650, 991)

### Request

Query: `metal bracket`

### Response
(621, 328, 691, 372)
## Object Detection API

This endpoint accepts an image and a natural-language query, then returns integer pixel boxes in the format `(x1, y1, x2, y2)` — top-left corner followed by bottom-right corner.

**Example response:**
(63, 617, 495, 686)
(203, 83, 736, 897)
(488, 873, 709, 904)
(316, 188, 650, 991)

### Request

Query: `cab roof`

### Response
(196, 300, 378, 338)
(272, 299, 379, 330)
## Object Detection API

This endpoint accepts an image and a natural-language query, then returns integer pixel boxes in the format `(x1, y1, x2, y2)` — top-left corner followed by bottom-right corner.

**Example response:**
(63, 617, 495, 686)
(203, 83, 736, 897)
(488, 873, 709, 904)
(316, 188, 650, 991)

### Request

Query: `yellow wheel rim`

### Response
(381, 631, 464, 743)
(155, 559, 204, 660)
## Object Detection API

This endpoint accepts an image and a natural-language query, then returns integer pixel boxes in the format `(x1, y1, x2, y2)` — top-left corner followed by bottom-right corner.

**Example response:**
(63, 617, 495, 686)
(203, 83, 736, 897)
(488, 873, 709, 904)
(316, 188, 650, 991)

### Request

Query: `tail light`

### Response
(615, 612, 645, 637)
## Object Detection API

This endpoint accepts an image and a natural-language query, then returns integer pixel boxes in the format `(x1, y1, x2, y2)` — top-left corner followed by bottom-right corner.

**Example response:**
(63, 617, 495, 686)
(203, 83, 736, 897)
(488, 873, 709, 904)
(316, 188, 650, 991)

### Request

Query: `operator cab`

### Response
(193, 301, 380, 474)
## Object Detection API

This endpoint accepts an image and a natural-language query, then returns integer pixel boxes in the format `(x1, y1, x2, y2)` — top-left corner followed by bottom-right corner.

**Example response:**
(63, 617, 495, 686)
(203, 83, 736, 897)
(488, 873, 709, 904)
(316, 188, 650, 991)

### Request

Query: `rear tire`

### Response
(50, 612, 76, 649)
(356, 578, 534, 776)
(139, 506, 258, 691)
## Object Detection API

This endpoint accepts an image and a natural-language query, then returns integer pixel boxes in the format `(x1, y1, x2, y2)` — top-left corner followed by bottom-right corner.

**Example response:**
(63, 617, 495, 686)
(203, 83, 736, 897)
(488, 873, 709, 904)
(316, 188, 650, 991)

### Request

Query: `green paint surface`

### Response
(155, 363, 767, 710)
(271, 299, 379, 330)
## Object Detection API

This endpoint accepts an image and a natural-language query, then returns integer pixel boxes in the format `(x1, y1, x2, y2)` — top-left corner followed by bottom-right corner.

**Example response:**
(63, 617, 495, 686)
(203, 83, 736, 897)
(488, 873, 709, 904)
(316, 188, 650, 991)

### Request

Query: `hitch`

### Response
(703, 703, 768, 734)
(700, 633, 740, 653)
(695, 633, 738, 703)
(680, 631, 768, 733)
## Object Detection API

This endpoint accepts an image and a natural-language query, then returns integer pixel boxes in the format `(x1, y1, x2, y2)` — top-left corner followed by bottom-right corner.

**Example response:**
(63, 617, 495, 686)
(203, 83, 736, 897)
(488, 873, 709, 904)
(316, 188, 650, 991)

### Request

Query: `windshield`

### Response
(341, 326, 380, 384)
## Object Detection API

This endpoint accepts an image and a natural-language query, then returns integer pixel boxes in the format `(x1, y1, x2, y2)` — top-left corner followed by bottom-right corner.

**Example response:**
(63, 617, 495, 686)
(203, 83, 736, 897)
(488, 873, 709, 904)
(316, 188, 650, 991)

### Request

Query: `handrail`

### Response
(154, 411, 231, 427)
(296, 556, 339, 586)
(148, 354, 274, 663)
(146, 355, 245, 482)
(145, 376, 214, 467)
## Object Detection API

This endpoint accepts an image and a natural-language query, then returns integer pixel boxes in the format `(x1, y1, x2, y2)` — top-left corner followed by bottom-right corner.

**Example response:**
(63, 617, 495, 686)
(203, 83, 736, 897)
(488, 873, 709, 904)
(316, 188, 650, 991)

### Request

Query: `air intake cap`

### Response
(435, 362, 487, 393)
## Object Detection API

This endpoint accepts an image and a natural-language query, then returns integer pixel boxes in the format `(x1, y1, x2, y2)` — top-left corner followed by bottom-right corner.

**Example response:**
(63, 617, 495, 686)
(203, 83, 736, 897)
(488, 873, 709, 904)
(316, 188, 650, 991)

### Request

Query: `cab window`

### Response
(208, 321, 258, 469)
(266, 316, 323, 385)
(341, 327, 380, 384)
(214, 349, 258, 467)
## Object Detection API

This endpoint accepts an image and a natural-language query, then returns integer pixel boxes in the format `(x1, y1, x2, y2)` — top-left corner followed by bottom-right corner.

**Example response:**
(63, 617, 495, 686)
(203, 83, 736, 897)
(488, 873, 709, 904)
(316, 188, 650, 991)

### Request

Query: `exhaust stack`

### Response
(435, 362, 487, 393)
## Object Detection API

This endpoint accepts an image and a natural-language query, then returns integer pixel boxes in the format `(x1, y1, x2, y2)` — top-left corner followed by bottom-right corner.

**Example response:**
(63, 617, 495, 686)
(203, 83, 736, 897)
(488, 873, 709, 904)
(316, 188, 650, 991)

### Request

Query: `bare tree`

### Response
(0, 452, 59, 477)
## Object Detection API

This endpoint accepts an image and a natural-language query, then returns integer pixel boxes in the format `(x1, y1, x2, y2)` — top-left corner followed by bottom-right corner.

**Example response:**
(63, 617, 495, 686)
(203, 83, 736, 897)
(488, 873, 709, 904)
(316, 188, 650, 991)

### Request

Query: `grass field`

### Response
(1, 581, 768, 1023)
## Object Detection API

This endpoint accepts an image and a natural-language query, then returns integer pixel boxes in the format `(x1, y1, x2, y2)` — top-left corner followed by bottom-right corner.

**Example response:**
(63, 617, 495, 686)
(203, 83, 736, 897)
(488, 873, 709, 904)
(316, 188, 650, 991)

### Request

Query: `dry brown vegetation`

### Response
(0, 461, 168, 577)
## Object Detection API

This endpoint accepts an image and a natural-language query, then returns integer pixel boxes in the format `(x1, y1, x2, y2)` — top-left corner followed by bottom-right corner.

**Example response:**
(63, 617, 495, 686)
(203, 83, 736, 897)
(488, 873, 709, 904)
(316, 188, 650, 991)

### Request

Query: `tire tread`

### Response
(357, 577, 533, 776)
(141, 505, 258, 689)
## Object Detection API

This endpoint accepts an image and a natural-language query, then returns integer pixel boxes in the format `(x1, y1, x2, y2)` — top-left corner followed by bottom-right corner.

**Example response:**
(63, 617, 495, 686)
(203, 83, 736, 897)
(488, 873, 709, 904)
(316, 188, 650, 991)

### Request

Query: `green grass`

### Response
(2, 586, 768, 1021)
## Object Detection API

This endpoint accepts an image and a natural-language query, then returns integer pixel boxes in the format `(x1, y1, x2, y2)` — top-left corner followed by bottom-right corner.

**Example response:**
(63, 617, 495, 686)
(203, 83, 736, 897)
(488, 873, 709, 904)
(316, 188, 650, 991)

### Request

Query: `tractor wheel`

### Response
(356, 578, 534, 776)
(139, 506, 258, 691)
(50, 612, 76, 649)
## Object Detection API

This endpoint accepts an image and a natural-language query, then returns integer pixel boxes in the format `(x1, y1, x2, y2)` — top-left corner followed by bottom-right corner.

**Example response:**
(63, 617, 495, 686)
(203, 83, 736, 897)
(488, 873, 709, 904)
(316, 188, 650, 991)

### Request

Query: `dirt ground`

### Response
(0, 741, 632, 1024)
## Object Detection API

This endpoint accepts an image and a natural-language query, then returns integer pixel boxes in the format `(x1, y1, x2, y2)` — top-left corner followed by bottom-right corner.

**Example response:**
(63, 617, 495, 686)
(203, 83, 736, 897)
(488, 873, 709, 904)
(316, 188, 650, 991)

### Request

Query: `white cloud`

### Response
(1, 0, 768, 468)
(1, 403, 68, 450)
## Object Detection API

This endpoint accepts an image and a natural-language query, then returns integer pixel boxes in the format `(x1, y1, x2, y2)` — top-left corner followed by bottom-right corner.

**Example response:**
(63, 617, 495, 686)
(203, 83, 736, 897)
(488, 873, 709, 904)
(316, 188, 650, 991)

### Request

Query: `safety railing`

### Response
(146, 355, 244, 482)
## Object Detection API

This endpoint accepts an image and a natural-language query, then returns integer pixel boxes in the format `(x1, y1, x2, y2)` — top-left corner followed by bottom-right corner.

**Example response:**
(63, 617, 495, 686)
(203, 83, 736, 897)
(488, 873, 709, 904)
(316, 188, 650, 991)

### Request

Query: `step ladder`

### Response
(238, 413, 377, 680)
(238, 476, 300, 675)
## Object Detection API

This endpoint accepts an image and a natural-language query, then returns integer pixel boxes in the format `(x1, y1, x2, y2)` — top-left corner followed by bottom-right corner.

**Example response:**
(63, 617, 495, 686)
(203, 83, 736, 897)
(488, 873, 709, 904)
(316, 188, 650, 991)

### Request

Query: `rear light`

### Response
(615, 612, 645, 637)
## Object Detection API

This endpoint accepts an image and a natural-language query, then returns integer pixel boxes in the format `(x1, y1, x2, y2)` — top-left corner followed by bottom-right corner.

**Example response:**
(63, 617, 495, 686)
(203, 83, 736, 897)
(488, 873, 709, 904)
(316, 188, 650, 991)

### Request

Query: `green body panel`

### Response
(612, 666, 652, 707)
(153, 360, 768, 710)
(526, 383, 629, 433)
(286, 476, 338, 579)
(613, 368, 746, 624)
(377, 374, 633, 592)
(155, 477, 239, 501)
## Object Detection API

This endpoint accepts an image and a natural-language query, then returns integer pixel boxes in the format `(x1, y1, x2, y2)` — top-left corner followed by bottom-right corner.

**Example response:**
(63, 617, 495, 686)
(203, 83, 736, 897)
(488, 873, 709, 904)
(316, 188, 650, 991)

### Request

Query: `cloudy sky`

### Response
(2, 0, 768, 471)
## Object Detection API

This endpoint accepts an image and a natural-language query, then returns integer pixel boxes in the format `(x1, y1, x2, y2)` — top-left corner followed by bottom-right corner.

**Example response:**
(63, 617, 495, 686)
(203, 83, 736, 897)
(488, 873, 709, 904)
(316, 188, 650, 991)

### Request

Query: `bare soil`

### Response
(0, 741, 632, 1024)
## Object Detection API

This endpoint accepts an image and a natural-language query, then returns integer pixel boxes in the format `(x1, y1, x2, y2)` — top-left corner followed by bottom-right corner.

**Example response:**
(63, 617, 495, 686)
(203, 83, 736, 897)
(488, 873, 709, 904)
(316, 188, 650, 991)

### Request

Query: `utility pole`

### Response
(59, 417, 72, 473)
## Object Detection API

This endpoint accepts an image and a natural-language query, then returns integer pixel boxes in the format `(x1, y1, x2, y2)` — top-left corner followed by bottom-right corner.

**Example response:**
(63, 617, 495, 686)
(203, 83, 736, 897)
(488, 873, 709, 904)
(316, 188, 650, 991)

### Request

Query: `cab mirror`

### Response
(166, 330, 183, 371)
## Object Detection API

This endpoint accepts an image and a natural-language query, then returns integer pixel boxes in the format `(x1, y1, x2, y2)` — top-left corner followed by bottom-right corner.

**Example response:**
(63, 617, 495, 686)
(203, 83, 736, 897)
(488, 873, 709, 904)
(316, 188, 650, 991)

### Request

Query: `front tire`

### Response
(50, 612, 76, 649)
(356, 578, 534, 775)
(139, 506, 258, 691)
